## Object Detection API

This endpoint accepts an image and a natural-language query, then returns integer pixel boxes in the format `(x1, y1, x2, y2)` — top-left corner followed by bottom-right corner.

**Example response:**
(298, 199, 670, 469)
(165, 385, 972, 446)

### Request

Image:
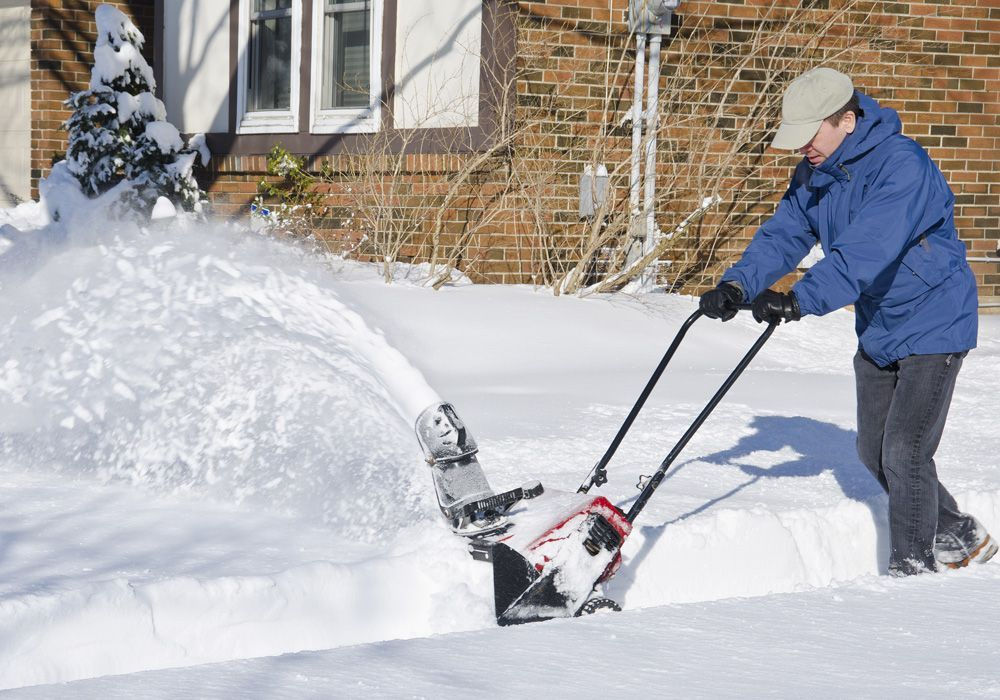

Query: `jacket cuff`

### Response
(719, 280, 745, 302)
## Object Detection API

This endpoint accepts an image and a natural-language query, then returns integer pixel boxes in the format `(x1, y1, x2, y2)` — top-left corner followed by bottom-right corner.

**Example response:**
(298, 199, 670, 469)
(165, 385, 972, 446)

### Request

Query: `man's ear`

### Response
(842, 110, 857, 134)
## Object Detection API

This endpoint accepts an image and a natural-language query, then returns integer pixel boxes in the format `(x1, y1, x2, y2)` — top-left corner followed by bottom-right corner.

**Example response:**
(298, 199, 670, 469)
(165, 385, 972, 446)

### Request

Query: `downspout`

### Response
(639, 33, 662, 290)
(625, 0, 676, 289)
(629, 32, 646, 235)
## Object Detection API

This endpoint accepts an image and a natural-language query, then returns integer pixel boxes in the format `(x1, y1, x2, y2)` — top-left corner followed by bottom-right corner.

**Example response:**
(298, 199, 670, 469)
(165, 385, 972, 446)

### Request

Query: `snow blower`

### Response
(416, 305, 778, 625)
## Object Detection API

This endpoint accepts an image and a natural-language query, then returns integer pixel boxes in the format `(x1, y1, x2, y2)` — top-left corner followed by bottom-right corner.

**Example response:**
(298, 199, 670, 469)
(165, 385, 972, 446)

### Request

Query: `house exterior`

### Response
(13, 0, 1000, 302)
(0, 0, 31, 207)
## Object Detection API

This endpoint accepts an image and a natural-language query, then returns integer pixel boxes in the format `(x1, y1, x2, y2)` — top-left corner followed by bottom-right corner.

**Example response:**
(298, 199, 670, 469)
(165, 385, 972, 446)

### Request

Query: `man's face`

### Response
(798, 112, 856, 166)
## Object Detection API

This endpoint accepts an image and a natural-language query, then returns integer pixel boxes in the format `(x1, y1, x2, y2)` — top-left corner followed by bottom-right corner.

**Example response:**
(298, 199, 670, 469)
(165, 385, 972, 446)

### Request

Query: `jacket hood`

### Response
(839, 91, 901, 162)
(809, 91, 902, 182)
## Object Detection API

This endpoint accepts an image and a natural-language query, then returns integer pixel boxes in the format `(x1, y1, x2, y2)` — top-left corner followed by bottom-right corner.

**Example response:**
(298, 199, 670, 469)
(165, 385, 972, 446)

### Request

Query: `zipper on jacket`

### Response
(838, 163, 851, 181)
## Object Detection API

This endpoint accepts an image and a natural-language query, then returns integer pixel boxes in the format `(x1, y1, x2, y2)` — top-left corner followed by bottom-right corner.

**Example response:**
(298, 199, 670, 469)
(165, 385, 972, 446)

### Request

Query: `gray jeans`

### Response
(854, 349, 973, 575)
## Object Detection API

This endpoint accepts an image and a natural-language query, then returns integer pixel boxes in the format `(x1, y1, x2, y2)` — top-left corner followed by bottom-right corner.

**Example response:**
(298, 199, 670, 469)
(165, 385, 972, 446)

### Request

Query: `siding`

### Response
(0, 0, 31, 207)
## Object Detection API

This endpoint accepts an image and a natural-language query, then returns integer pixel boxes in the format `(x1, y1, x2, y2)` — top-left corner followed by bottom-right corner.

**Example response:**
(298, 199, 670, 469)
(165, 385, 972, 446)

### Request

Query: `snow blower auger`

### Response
(489, 305, 778, 626)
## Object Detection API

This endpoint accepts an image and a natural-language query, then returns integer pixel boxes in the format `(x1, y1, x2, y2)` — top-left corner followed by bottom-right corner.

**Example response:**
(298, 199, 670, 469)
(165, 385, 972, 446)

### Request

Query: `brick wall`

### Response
(28, 0, 1000, 299)
(29, 0, 154, 192)
(509, 0, 1000, 296)
(247, 0, 1000, 296)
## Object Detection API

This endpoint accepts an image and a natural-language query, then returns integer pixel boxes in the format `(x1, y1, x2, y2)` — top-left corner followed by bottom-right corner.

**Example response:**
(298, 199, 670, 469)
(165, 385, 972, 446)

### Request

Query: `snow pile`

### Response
(0, 202, 48, 233)
(0, 527, 492, 690)
(0, 220, 438, 540)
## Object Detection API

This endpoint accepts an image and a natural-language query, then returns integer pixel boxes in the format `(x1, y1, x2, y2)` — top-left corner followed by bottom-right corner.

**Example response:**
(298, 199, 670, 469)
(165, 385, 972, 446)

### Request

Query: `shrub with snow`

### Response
(62, 4, 210, 218)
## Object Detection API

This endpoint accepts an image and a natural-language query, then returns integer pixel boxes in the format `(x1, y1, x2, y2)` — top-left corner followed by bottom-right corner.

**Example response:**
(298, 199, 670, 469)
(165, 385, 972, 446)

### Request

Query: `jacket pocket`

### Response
(899, 237, 955, 288)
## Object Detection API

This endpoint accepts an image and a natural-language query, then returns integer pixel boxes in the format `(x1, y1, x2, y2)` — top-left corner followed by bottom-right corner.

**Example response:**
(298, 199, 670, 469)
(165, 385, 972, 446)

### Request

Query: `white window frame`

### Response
(309, 0, 383, 134)
(236, 0, 302, 134)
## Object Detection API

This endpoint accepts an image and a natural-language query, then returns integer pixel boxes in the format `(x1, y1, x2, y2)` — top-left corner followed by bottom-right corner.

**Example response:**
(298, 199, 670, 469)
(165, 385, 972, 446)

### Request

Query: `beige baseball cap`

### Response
(771, 67, 855, 150)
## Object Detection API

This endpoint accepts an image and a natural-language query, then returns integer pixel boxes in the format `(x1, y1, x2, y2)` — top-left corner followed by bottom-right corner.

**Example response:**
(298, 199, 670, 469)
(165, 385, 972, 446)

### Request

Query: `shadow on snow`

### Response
(617, 415, 890, 589)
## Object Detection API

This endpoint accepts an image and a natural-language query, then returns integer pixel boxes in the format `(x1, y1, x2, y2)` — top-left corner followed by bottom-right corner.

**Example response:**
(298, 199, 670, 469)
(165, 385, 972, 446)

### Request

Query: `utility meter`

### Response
(628, 0, 679, 35)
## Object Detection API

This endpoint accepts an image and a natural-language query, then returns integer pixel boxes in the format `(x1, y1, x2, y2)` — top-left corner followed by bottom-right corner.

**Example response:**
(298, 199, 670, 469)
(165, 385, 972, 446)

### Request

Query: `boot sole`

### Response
(944, 534, 998, 569)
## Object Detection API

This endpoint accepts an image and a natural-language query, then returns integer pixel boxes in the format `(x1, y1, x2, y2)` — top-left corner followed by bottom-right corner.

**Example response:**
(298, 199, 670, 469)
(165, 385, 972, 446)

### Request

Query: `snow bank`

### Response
(0, 203, 47, 232)
(0, 527, 491, 689)
(0, 220, 439, 539)
(32, 564, 1000, 699)
(614, 498, 886, 605)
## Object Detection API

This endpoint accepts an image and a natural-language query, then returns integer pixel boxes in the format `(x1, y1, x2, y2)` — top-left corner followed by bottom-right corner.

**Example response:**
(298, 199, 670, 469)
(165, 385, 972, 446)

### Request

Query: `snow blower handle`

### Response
(577, 304, 755, 494)
(624, 316, 777, 523)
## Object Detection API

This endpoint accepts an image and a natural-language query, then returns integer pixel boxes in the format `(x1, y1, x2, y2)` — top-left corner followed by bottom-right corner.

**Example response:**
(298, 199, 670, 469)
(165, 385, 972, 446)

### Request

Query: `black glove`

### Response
(699, 283, 743, 321)
(751, 289, 801, 324)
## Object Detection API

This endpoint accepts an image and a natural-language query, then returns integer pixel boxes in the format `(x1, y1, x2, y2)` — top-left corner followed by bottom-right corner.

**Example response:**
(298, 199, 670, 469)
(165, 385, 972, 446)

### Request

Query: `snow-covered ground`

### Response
(1, 214, 998, 696)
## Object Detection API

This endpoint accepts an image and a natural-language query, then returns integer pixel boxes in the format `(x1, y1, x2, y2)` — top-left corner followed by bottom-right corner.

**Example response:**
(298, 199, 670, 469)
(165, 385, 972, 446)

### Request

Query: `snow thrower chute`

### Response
(416, 306, 778, 625)
(415, 402, 544, 538)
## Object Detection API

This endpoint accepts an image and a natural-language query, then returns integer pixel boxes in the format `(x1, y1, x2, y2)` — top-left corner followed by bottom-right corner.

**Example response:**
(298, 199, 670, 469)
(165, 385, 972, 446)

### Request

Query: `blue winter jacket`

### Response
(721, 92, 978, 367)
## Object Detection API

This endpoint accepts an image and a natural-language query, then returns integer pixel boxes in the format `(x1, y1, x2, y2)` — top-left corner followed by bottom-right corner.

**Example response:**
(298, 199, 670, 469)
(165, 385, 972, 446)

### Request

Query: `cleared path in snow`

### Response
(14, 562, 1000, 698)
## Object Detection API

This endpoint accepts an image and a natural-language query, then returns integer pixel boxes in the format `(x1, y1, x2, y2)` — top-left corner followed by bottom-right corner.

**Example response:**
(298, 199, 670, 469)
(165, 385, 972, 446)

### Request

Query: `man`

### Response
(699, 67, 995, 576)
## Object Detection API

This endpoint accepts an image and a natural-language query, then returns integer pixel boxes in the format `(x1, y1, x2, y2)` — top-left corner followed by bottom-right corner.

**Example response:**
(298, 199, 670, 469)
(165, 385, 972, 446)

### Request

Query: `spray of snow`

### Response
(0, 219, 439, 540)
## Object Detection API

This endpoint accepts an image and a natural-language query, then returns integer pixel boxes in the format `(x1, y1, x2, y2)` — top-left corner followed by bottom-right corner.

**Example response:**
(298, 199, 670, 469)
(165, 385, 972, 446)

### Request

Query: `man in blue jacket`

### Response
(699, 67, 995, 576)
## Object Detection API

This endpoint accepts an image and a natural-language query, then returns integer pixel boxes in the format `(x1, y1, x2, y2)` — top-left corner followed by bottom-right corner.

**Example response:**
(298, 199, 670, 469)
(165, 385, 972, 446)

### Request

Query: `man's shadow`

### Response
(682, 414, 882, 509)
(615, 415, 890, 587)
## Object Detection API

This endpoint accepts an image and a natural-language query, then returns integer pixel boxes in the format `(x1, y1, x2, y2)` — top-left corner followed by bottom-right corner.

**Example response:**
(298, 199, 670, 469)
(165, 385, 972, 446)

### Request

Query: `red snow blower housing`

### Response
(490, 495, 631, 625)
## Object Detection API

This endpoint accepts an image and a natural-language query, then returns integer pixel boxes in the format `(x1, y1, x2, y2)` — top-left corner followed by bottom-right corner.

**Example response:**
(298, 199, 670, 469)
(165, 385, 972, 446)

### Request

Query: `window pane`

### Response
(249, 13, 292, 111)
(322, 3, 370, 110)
(254, 0, 291, 12)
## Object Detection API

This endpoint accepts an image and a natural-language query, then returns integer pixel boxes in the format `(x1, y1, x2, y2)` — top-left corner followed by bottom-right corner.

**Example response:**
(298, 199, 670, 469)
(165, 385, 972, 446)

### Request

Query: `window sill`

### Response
(237, 112, 299, 135)
(310, 109, 380, 135)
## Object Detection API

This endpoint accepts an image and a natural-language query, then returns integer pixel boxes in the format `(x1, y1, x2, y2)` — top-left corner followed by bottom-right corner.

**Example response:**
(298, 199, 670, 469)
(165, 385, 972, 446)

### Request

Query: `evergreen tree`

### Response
(63, 4, 206, 216)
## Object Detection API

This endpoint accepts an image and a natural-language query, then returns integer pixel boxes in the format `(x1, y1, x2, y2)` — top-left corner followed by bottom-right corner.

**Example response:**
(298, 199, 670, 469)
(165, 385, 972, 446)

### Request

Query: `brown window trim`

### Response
(153, 0, 514, 158)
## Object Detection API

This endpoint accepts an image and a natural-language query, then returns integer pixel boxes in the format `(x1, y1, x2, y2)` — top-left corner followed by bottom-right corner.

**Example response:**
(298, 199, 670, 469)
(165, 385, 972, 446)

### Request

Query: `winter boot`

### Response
(936, 517, 999, 569)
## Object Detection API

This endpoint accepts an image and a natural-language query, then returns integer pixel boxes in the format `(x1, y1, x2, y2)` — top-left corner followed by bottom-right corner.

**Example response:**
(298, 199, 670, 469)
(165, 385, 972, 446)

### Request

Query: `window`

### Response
(223, 0, 505, 147)
(249, 0, 293, 111)
(310, 0, 382, 133)
(322, 1, 369, 109)
(237, 0, 301, 133)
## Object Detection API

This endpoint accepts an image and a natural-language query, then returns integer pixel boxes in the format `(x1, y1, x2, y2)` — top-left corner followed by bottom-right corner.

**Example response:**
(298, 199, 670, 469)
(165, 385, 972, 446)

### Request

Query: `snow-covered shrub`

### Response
(255, 144, 331, 238)
(62, 4, 209, 218)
